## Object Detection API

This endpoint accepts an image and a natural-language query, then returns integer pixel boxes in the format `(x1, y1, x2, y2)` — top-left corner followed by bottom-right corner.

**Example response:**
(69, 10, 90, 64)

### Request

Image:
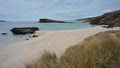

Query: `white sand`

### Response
(0, 26, 119, 68)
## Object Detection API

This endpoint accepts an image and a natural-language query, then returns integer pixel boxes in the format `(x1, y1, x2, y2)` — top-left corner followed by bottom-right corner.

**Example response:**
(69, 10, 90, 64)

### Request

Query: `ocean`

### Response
(0, 21, 92, 45)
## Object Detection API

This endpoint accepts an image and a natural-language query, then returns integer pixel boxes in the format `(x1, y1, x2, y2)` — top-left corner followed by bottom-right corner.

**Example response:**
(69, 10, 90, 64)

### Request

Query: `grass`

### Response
(26, 30, 120, 68)
(26, 51, 58, 68)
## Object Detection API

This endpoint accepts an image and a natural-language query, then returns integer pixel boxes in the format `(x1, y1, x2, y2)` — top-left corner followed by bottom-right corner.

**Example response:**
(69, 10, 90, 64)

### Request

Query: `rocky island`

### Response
(77, 10, 120, 28)
(39, 18, 67, 23)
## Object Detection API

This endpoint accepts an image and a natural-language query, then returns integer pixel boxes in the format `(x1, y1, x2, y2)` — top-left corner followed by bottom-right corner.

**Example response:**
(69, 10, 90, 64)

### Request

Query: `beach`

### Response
(0, 26, 119, 68)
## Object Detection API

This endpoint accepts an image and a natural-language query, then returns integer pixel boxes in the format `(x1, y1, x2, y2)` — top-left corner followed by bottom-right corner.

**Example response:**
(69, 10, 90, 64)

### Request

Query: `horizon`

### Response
(0, 0, 120, 21)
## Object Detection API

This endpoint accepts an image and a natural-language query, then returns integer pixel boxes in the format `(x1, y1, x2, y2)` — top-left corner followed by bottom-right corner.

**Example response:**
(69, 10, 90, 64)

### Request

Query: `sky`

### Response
(0, 0, 120, 21)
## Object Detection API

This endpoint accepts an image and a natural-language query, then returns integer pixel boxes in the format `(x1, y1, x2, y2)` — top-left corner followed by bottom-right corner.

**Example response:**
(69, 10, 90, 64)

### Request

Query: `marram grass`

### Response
(26, 30, 120, 68)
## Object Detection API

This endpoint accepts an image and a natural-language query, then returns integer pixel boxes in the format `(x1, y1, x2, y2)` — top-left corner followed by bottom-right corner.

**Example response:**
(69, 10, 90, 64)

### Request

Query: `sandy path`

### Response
(0, 26, 119, 68)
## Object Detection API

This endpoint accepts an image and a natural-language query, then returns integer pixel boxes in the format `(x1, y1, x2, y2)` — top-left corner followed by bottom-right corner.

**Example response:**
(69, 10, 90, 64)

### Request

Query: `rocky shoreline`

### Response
(77, 10, 120, 28)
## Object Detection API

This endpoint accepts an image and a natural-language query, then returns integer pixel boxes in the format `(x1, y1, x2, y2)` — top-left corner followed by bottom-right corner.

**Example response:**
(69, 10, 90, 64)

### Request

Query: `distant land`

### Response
(77, 10, 120, 28)
(39, 18, 67, 23)
(0, 20, 6, 22)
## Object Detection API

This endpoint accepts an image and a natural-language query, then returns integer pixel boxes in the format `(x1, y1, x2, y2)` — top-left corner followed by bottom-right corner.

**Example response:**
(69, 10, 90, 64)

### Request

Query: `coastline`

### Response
(0, 26, 119, 68)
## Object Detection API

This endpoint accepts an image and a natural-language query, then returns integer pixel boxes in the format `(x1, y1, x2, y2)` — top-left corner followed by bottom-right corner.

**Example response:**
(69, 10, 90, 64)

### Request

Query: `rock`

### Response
(1, 33, 7, 35)
(114, 23, 120, 27)
(0, 20, 6, 22)
(32, 34, 38, 37)
(39, 18, 66, 23)
(107, 23, 114, 28)
(26, 39, 29, 40)
(10, 27, 39, 34)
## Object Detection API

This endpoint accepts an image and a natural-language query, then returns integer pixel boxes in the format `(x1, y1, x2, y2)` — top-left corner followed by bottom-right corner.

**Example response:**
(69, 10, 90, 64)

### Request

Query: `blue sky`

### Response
(0, 0, 120, 21)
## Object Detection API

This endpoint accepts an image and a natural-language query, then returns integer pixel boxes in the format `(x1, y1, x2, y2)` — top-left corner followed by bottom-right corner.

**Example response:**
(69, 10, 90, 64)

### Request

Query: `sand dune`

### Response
(0, 26, 119, 68)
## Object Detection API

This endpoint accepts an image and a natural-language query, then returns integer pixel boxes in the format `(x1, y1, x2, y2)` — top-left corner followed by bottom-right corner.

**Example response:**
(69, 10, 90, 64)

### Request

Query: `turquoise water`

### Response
(0, 21, 92, 45)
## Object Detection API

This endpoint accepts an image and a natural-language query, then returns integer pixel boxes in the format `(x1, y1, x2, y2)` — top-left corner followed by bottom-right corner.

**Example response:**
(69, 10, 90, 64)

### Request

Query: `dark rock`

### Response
(32, 35, 38, 37)
(39, 18, 66, 23)
(1, 33, 7, 35)
(114, 23, 120, 27)
(107, 23, 115, 28)
(0, 20, 6, 22)
(10, 27, 39, 34)
(26, 39, 29, 40)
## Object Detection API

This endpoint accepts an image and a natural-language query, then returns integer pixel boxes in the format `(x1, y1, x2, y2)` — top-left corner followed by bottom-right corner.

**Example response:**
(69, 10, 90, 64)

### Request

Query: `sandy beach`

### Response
(0, 26, 119, 68)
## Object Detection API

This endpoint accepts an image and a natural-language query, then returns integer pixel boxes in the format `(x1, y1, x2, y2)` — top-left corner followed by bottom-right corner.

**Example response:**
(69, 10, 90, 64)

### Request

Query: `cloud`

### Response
(0, 0, 120, 21)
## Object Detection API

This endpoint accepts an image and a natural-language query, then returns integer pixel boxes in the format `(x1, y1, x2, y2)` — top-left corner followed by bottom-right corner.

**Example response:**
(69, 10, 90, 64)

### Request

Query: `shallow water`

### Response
(0, 21, 92, 45)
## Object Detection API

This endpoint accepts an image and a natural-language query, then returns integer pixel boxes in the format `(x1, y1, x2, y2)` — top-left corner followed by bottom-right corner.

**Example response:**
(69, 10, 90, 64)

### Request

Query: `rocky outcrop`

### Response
(1, 33, 7, 35)
(10, 27, 39, 34)
(39, 18, 66, 23)
(0, 20, 6, 22)
(32, 34, 38, 37)
(77, 10, 120, 28)
(114, 23, 120, 27)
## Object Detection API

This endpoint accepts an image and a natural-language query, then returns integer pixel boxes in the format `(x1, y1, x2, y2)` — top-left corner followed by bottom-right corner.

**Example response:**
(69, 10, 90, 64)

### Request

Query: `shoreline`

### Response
(0, 26, 93, 46)
(0, 26, 119, 68)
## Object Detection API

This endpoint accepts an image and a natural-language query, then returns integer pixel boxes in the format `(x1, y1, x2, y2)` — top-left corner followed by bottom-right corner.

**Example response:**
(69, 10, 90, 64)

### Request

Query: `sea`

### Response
(0, 21, 92, 45)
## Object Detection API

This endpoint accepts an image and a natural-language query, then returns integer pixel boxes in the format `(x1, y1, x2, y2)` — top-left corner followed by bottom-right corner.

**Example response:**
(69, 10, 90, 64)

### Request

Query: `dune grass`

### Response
(26, 30, 120, 68)
(26, 51, 58, 68)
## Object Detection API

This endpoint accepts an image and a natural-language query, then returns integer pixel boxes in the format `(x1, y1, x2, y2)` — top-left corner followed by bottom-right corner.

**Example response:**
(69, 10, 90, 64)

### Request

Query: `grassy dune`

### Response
(26, 30, 120, 68)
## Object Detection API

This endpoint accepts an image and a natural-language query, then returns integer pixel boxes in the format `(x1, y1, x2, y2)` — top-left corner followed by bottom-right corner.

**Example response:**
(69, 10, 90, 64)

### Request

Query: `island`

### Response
(77, 10, 120, 28)
(39, 18, 67, 23)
